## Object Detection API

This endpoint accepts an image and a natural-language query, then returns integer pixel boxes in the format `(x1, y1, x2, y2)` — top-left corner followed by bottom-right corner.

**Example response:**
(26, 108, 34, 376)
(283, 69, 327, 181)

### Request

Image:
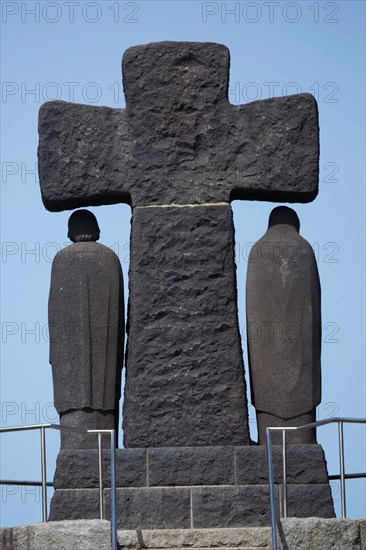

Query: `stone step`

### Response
(117, 520, 366, 550)
(2, 519, 365, 550)
(0, 520, 111, 550)
(117, 527, 272, 548)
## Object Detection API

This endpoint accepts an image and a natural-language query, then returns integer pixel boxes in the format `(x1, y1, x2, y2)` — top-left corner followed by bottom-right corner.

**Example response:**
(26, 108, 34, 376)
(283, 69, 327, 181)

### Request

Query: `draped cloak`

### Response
(246, 224, 321, 419)
(48, 241, 124, 414)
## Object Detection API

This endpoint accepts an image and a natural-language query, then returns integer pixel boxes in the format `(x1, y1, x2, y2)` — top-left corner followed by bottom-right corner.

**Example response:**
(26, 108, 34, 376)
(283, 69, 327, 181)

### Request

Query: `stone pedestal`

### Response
(49, 445, 335, 529)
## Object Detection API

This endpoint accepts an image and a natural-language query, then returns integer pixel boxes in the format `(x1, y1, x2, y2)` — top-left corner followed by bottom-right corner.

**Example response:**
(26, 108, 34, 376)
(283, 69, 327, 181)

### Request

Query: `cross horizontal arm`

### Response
(38, 101, 132, 211)
(213, 93, 319, 203)
(38, 43, 319, 209)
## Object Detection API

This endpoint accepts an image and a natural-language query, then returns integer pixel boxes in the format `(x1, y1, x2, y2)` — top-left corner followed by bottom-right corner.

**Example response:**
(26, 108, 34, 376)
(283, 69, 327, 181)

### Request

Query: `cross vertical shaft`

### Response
(124, 204, 250, 446)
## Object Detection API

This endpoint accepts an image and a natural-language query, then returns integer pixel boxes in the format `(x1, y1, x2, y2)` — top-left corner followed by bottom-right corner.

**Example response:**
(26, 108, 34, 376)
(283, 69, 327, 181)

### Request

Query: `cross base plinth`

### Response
(49, 445, 335, 528)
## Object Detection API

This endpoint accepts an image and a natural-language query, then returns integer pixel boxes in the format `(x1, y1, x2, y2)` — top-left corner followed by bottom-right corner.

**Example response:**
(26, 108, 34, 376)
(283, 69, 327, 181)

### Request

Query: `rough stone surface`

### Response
(123, 205, 249, 447)
(111, 488, 191, 530)
(3, 520, 365, 550)
(287, 484, 336, 518)
(38, 42, 319, 210)
(118, 527, 272, 548)
(0, 520, 111, 550)
(234, 444, 330, 484)
(53, 449, 147, 488)
(148, 447, 234, 486)
(49, 481, 334, 529)
(279, 518, 365, 550)
(191, 486, 272, 528)
(120, 548, 270, 550)
(361, 520, 366, 550)
(53, 445, 330, 489)
(246, 207, 321, 444)
(118, 522, 366, 549)
(49, 489, 101, 522)
(50, 488, 191, 529)
(192, 484, 335, 529)
(50, 487, 191, 529)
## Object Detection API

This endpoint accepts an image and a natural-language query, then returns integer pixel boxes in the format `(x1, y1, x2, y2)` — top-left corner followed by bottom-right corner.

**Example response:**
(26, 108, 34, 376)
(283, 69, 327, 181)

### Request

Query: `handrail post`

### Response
(40, 427, 48, 522)
(338, 420, 347, 518)
(266, 428, 278, 550)
(98, 432, 105, 519)
(110, 430, 118, 550)
(282, 429, 288, 519)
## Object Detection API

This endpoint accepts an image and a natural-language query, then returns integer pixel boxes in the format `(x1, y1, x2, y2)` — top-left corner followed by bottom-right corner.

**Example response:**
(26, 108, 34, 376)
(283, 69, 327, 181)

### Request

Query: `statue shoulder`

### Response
(93, 243, 123, 270)
(95, 242, 120, 258)
(52, 243, 74, 264)
(247, 233, 267, 261)
(297, 234, 317, 259)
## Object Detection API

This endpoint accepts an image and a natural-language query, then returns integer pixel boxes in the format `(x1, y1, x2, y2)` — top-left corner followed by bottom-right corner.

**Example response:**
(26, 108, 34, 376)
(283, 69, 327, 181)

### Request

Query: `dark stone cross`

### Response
(38, 42, 319, 447)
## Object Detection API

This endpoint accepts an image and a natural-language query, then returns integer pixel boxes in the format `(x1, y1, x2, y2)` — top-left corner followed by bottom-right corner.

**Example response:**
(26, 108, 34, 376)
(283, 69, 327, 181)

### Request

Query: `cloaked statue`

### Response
(246, 206, 321, 444)
(48, 210, 124, 448)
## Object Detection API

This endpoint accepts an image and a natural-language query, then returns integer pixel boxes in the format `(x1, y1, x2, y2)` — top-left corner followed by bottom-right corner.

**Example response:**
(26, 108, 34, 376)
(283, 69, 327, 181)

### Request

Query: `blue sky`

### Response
(1, 0, 365, 527)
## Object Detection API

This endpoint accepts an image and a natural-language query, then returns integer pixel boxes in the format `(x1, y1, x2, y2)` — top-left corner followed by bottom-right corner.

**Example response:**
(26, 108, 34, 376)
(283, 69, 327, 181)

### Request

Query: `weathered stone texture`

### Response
(118, 521, 366, 549)
(49, 489, 101, 522)
(38, 42, 319, 211)
(2, 520, 366, 550)
(53, 445, 329, 489)
(50, 488, 191, 529)
(191, 486, 272, 528)
(0, 520, 111, 550)
(49, 484, 334, 530)
(53, 449, 147, 489)
(279, 518, 365, 550)
(118, 527, 272, 548)
(112, 488, 191, 530)
(38, 103, 130, 211)
(123, 205, 249, 447)
(287, 484, 335, 518)
(234, 444, 330, 484)
(148, 447, 234, 486)
(192, 484, 334, 529)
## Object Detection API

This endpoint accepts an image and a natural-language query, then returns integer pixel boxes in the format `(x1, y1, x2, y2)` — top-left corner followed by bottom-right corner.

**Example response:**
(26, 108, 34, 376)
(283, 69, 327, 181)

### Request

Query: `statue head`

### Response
(268, 206, 300, 232)
(68, 210, 100, 242)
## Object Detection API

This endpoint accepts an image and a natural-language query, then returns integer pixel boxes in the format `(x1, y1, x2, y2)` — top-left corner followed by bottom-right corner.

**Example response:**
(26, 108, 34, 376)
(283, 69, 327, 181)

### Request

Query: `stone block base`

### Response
(49, 445, 335, 529)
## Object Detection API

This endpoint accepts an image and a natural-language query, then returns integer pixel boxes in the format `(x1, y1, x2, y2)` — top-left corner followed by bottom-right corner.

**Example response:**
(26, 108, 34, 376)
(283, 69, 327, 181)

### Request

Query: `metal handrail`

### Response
(0, 423, 118, 550)
(266, 417, 366, 550)
(0, 480, 54, 487)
